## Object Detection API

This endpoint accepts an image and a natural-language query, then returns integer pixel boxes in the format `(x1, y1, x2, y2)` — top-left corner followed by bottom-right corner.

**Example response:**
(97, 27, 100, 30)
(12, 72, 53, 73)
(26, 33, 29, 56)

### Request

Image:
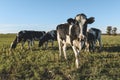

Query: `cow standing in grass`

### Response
(39, 30, 57, 49)
(86, 28, 102, 52)
(56, 13, 95, 68)
(10, 30, 46, 49)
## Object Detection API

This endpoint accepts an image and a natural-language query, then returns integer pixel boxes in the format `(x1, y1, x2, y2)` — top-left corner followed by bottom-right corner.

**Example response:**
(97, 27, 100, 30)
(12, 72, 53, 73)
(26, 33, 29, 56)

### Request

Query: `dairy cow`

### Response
(10, 30, 46, 49)
(56, 13, 95, 68)
(86, 28, 102, 51)
(39, 30, 57, 49)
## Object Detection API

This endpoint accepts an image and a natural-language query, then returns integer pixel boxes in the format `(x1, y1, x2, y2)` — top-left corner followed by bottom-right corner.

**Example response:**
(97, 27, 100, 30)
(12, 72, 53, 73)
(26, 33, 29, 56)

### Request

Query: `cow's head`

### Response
(38, 33, 47, 47)
(38, 38, 44, 47)
(75, 13, 95, 40)
(10, 36, 18, 49)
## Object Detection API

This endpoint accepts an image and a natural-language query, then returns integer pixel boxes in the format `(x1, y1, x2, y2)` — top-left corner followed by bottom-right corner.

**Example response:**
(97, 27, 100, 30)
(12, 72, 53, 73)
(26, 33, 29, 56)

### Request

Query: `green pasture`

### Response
(0, 34, 120, 80)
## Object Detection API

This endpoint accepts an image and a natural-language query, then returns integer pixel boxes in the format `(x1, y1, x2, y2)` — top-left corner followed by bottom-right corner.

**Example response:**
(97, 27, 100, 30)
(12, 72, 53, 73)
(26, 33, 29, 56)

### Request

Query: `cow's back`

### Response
(57, 23, 70, 40)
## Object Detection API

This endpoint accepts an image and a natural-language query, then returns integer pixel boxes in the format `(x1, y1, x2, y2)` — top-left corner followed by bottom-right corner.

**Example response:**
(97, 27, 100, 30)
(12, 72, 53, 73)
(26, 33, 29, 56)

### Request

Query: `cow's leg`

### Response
(72, 46, 79, 68)
(85, 41, 90, 52)
(91, 41, 95, 52)
(45, 41, 48, 49)
(21, 41, 25, 49)
(51, 40, 54, 48)
(92, 41, 95, 51)
(57, 32, 62, 58)
(97, 32, 102, 50)
(31, 40, 34, 47)
(28, 40, 31, 49)
(98, 38, 102, 50)
(80, 41, 84, 50)
(62, 42, 67, 60)
(58, 40, 62, 58)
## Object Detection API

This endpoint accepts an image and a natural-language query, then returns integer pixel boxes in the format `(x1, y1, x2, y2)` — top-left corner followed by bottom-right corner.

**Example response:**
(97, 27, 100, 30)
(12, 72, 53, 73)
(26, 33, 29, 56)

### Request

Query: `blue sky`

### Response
(0, 0, 120, 33)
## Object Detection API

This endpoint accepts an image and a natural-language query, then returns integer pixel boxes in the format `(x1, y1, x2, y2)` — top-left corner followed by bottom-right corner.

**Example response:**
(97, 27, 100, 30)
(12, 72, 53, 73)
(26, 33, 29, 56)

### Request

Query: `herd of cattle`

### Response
(10, 13, 102, 68)
(10, 30, 57, 49)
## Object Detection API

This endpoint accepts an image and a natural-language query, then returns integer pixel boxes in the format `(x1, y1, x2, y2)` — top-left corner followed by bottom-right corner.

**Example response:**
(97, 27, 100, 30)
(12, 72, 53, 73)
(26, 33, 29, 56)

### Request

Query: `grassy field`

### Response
(0, 34, 120, 80)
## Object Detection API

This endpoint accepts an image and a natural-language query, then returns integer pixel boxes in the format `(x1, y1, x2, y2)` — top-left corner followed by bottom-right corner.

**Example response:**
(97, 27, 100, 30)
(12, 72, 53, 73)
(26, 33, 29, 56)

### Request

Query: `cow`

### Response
(39, 30, 57, 49)
(10, 30, 46, 49)
(85, 31, 96, 52)
(86, 28, 102, 51)
(56, 13, 95, 68)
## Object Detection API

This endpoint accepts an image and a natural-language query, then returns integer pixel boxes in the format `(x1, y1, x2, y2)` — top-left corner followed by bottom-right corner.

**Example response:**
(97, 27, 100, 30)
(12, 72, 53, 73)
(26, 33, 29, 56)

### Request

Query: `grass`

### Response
(0, 34, 120, 80)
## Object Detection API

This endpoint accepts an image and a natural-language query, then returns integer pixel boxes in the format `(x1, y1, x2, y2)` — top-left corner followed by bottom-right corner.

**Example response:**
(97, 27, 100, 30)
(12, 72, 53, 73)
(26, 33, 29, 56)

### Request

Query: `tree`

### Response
(106, 26, 112, 35)
(112, 27, 117, 35)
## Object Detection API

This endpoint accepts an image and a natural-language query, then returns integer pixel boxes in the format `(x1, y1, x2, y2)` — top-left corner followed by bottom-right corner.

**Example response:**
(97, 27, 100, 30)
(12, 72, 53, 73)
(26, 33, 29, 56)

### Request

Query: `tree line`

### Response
(106, 26, 117, 35)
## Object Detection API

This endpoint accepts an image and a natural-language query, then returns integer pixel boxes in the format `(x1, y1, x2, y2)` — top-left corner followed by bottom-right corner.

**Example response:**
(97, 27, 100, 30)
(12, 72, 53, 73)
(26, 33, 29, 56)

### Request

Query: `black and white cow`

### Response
(39, 30, 57, 49)
(10, 30, 46, 49)
(86, 28, 102, 51)
(56, 13, 95, 68)
(85, 31, 96, 52)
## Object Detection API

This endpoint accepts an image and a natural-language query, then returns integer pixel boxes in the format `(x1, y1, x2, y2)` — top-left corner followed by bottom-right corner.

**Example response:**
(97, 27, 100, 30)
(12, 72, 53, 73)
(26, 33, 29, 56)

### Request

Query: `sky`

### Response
(0, 0, 120, 33)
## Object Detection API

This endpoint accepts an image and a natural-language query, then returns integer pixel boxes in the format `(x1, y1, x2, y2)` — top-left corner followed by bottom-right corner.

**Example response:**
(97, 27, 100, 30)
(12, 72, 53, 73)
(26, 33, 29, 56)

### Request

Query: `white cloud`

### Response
(0, 24, 57, 33)
(0, 24, 119, 34)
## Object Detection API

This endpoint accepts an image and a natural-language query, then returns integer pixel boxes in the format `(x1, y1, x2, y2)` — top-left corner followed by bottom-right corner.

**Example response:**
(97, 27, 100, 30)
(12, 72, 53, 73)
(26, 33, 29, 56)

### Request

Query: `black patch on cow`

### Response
(67, 18, 76, 25)
(70, 23, 80, 40)
(91, 28, 101, 39)
(86, 32, 95, 42)
(57, 23, 70, 41)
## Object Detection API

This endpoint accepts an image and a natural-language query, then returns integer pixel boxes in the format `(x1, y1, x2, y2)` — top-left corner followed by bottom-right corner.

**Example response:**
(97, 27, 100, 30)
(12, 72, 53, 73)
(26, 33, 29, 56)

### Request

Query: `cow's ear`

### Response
(87, 17, 95, 24)
(67, 18, 75, 24)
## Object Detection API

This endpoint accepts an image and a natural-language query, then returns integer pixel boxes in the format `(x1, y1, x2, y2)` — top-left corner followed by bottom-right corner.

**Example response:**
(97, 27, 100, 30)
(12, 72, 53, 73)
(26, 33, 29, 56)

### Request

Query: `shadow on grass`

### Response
(102, 44, 120, 52)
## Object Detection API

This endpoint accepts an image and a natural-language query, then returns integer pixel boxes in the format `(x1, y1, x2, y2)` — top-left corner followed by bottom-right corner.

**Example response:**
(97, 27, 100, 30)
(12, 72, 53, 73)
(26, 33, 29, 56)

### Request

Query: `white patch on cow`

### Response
(76, 15, 86, 40)
(81, 16, 86, 24)
(79, 23, 85, 39)
(10, 42, 14, 48)
(69, 24, 73, 35)
(72, 40, 80, 48)
(57, 31, 62, 57)
(66, 35, 71, 44)
(72, 39, 84, 51)
(62, 40, 67, 60)
(72, 46, 79, 68)
(75, 16, 81, 22)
